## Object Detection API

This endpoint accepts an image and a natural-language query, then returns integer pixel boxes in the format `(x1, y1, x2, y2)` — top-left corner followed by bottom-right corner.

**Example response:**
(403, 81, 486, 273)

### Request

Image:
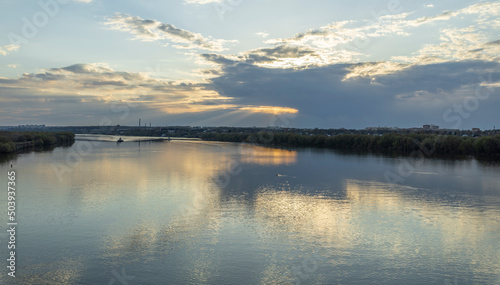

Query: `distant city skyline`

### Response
(1, 0, 499, 129)
(1, 123, 494, 132)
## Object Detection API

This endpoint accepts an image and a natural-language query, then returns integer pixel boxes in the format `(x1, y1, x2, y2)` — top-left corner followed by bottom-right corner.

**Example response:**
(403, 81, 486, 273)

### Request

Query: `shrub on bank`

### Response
(0, 131, 75, 154)
(0, 142, 16, 153)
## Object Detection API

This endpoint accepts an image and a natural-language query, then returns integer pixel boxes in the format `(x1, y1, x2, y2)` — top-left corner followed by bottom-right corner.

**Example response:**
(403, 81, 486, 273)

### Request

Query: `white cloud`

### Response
(7, 64, 17, 69)
(103, 13, 238, 51)
(345, 26, 500, 80)
(201, 44, 362, 70)
(0, 44, 20, 56)
(256, 32, 269, 38)
(202, 2, 500, 71)
(389, 27, 500, 65)
(343, 61, 410, 81)
(407, 2, 500, 27)
(264, 1, 500, 55)
(249, 2, 500, 75)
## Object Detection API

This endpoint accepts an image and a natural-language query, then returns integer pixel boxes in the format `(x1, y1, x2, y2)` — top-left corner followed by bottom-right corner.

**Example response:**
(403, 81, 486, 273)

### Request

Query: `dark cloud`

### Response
(201, 45, 319, 67)
(2, 63, 199, 96)
(245, 45, 317, 64)
(59, 64, 107, 74)
(374, 61, 500, 92)
(485, 40, 500, 46)
(21, 72, 65, 81)
(200, 54, 237, 65)
(469, 48, 484, 53)
(202, 57, 500, 128)
(157, 24, 195, 41)
(259, 45, 316, 58)
(0, 78, 20, 84)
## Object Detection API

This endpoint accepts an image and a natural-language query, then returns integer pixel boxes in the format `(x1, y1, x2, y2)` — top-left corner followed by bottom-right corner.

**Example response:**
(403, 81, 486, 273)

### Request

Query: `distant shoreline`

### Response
(2, 131, 499, 160)
(200, 132, 500, 160)
(75, 134, 201, 142)
(0, 131, 75, 154)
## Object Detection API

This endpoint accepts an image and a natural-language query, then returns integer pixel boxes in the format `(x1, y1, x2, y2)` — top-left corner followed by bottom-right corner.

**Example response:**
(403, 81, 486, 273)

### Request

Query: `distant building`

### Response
(423, 124, 439, 130)
(472, 128, 480, 132)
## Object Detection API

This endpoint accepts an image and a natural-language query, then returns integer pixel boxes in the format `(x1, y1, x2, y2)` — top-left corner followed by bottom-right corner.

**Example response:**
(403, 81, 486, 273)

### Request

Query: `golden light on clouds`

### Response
(240, 106, 298, 115)
(158, 104, 299, 116)
(159, 104, 232, 114)
(343, 61, 409, 80)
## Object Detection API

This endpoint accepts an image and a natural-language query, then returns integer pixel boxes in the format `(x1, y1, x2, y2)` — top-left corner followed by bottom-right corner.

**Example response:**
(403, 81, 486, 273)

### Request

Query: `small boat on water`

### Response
(117, 137, 124, 143)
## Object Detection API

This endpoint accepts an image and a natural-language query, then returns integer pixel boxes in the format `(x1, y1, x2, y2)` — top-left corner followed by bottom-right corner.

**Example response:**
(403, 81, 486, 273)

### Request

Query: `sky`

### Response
(0, 0, 499, 129)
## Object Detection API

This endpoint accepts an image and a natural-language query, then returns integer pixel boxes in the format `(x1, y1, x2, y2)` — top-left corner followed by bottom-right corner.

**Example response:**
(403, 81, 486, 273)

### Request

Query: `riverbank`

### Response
(0, 131, 75, 154)
(75, 134, 201, 142)
(200, 132, 500, 159)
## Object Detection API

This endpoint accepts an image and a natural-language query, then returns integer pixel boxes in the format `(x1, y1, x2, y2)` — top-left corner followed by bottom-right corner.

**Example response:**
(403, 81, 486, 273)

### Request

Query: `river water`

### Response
(0, 135, 499, 284)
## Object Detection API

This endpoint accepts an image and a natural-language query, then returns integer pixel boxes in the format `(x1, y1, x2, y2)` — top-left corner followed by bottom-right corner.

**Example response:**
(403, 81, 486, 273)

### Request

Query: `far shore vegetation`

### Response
(0, 131, 75, 154)
(2, 128, 499, 160)
(200, 132, 500, 159)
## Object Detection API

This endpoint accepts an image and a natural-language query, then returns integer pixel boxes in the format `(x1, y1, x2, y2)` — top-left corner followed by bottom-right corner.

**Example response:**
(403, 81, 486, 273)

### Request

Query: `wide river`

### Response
(0, 135, 499, 284)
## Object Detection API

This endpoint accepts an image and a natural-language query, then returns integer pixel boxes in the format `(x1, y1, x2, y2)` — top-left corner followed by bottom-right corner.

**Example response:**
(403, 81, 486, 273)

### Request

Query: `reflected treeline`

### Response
(0, 131, 75, 153)
(201, 132, 500, 159)
(0, 152, 17, 166)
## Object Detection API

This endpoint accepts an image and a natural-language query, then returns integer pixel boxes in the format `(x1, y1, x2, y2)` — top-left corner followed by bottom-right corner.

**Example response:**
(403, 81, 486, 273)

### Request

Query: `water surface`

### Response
(0, 135, 499, 284)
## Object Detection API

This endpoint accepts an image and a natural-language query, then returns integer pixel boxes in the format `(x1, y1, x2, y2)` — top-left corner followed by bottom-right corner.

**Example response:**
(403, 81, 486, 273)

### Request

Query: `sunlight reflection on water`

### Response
(0, 140, 498, 284)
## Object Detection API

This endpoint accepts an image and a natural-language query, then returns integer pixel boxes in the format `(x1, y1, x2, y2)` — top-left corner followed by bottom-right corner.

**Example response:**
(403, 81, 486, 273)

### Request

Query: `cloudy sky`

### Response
(0, 0, 499, 129)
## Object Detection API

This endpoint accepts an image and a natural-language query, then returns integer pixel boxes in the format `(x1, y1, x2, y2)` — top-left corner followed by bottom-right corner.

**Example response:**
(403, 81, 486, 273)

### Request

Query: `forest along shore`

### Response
(200, 132, 500, 159)
(0, 131, 75, 154)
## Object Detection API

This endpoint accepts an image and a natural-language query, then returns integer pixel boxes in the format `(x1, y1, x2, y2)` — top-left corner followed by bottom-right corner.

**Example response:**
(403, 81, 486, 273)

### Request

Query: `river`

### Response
(0, 135, 499, 284)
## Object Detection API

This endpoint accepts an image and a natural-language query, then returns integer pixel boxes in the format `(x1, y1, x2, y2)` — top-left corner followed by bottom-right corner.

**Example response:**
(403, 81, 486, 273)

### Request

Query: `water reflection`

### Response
(253, 179, 500, 283)
(239, 145, 297, 165)
(255, 187, 356, 248)
(0, 140, 499, 284)
(344, 180, 500, 281)
(1, 257, 85, 285)
(0, 153, 17, 165)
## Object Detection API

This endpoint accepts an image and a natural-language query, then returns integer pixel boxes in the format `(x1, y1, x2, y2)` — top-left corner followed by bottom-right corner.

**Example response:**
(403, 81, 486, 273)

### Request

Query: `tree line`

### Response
(0, 131, 75, 154)
(200, 132, 500, 158)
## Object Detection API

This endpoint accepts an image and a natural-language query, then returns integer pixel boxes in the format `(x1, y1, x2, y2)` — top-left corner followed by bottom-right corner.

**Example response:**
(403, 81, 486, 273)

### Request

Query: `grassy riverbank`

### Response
(0, 131, 75, 154)
(200, 132, 500, 158)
